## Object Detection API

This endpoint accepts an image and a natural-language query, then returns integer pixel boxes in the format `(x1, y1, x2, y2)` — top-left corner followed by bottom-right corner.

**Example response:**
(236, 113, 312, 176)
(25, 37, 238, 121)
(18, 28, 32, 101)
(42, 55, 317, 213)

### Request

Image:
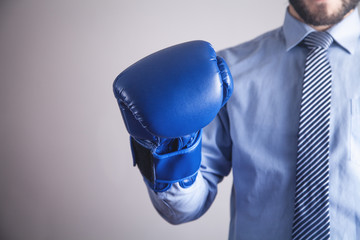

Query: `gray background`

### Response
(1, 0, 287, 239)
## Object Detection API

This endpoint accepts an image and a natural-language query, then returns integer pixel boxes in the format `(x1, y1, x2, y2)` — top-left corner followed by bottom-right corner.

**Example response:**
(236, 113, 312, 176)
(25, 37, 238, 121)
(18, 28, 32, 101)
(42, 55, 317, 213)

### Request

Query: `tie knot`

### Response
(303, 31, 333, 50)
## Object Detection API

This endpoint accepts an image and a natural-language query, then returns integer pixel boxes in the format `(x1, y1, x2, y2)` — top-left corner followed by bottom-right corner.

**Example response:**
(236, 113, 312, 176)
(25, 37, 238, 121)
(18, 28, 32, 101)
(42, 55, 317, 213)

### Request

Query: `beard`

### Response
(289, 0, 360, 26)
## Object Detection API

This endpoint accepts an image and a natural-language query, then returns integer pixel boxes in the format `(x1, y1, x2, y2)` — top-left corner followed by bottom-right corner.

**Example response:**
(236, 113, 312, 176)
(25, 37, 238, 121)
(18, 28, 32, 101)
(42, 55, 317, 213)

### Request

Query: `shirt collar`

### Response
(283, 7, 360, 54)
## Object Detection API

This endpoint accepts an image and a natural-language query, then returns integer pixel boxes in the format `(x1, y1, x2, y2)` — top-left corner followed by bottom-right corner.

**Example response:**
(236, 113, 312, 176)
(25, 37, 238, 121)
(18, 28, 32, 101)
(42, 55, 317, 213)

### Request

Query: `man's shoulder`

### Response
(217, 27, 285, 66)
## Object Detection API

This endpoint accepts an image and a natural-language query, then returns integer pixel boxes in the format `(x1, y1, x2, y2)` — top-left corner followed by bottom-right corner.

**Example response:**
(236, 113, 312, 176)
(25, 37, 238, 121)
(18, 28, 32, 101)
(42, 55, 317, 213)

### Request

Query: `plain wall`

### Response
(0, 1, 287, 239)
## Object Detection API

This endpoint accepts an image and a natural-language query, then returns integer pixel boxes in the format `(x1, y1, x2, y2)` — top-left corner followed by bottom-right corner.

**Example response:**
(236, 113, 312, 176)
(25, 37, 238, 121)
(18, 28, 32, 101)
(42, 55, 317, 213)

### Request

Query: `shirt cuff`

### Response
(146, 171, 216, 224)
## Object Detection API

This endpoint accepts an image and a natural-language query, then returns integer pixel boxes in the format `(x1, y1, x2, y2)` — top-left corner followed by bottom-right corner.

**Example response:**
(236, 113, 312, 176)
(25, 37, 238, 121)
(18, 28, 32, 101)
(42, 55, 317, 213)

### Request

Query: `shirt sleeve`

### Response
(146, 105, 233, 224)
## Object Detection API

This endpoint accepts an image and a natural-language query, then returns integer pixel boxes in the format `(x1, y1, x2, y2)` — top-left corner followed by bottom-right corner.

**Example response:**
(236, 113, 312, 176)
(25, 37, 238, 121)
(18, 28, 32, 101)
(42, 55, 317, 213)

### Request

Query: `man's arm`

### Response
(145, 106, 232, 224)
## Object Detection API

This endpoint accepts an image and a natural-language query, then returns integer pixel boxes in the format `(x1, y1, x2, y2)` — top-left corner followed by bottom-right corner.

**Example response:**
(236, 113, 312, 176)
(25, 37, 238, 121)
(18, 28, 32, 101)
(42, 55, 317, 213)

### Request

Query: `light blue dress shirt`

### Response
(147, 8, 360, 240)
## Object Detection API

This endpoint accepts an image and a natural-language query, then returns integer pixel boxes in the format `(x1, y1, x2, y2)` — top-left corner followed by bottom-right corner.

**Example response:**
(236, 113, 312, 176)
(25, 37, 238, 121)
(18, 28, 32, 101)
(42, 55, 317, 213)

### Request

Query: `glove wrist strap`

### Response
(130, 131, 202, 192)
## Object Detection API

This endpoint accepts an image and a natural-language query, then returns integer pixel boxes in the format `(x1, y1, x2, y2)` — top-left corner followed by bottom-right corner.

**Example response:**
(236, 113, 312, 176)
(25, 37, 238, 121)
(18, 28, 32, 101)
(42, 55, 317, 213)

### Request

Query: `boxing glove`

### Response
(113, 40, 233, 191)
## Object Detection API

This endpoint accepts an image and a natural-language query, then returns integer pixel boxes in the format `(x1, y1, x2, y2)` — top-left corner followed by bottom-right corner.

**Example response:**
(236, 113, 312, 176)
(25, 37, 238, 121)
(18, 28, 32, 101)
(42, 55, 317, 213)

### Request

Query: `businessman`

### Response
(114, 0, 360, 239)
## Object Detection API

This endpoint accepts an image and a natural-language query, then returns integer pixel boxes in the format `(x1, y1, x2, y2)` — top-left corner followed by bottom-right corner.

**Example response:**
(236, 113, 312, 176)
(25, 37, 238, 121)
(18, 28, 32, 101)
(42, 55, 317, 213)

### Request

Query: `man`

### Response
(114, 0, 360, 239)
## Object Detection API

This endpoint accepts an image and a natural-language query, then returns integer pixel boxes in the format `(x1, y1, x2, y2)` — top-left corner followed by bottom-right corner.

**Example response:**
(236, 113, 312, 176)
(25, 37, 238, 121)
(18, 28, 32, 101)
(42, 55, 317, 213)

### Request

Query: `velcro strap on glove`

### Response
(130, 131, 202, 191)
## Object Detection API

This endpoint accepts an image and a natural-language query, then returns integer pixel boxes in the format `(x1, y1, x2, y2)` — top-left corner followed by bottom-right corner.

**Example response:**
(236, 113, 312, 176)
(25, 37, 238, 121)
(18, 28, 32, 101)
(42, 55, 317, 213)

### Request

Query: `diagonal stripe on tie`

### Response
(292, 31, 333, 240)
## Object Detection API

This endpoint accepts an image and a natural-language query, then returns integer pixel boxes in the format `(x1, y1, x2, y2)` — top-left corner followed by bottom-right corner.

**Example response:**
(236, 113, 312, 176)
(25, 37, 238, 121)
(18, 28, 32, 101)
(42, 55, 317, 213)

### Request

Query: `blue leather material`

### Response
(130, 130, 202, 181)
(179, 173, 198, 189)
(151, 130, 202, 182)
(113, 40, 233, 139)
(144, 172, 198, 192)
(113, 40, 234, 191)
(117, 100, 154, 141)
(217, 56, 233, 107)
(130, 131, 202, 192)
(144, 179, 171, 192)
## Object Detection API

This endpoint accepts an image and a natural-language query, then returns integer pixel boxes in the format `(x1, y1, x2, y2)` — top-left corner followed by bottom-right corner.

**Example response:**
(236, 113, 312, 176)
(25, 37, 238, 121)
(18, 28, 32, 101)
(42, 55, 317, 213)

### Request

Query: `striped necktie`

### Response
(292, 31, 333, 240)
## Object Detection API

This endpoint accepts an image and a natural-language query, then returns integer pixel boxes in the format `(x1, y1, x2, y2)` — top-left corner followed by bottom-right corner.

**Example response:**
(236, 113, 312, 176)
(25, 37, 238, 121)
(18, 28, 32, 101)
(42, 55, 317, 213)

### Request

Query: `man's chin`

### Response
(290, 0, 360, 27)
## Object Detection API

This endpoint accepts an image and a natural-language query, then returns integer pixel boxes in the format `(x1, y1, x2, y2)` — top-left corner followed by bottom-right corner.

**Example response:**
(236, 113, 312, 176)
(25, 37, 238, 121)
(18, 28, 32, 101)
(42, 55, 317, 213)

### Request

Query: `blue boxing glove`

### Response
(113, 40, 233, 192)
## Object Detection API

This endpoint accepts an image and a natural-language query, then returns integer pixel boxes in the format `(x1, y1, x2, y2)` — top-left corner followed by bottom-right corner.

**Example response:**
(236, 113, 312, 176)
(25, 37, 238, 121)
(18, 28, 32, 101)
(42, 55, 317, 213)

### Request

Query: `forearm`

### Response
(146, 104, 233, 224)
(146, 170, 219, 225)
